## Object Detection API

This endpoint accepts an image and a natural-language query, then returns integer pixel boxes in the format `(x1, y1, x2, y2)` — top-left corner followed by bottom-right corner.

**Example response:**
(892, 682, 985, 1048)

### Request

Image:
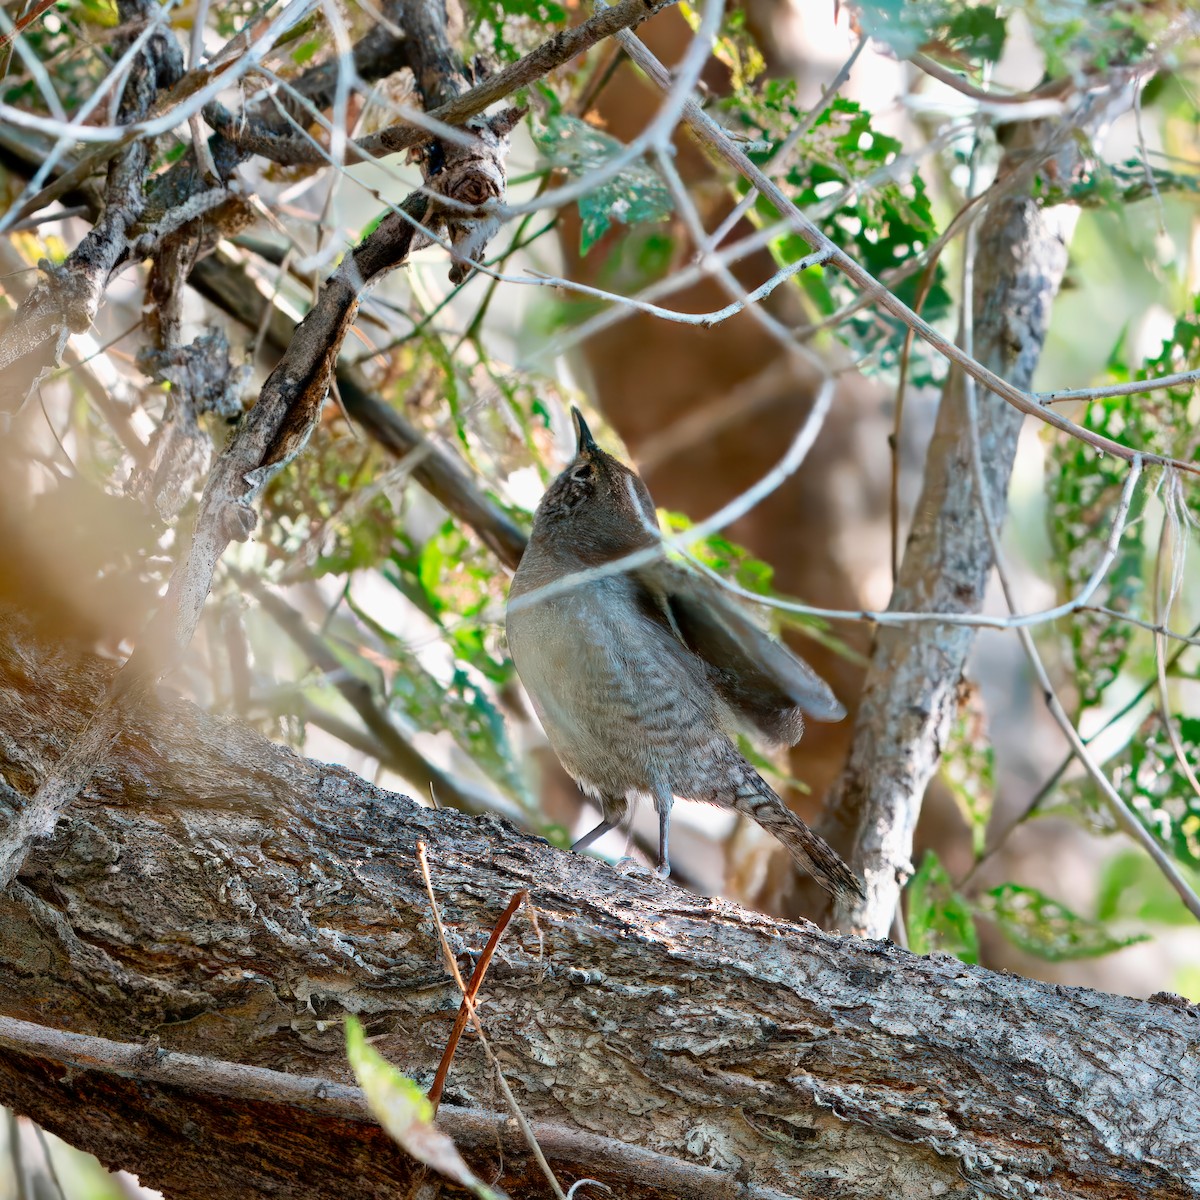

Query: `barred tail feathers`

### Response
(732, 774, 865, 905)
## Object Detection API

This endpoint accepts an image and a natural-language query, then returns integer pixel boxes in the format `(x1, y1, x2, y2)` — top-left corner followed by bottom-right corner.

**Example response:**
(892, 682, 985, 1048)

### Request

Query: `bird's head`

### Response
(531, 408, 660, 563)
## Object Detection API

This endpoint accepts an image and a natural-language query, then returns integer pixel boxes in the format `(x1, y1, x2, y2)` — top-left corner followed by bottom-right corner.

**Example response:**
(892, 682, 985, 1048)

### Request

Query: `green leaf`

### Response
(73, 0, 118, 26)
(1121, 714, 1200, 868)
(533, 115, 673, 255)
(855, 0, 929, 58)
(942, 687, 994, 859)
(906, 850, 979, 963)
(1097, 849, 1200, 927)
(979, 883, 1148, 961)
(345, 1016, 505, 1200)
(464, 0, 568, 61)
(730, 89, 948, 384)
(946, 6, 1006, 61)
(291, 36, 322, 65)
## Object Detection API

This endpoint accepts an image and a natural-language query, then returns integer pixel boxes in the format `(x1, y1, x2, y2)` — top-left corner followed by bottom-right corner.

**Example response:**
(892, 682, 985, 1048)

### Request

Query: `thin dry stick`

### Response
(615, 27, 1200, 479)
(888, 229, 956, 582)
(0, 0, 319, 144)
(428, 888, 530, 1113)
(653, 143, 826, 374)
(908, 52, 1072, 106)
(416, 842, 567, 1200)
(1082, 607, 1200, 647)
(1036, 367, 1200, 405)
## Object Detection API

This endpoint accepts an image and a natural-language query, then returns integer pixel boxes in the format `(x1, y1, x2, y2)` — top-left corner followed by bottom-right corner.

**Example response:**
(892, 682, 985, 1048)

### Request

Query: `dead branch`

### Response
(0, 0, 184, 413)
(206, 0, 684, 168)
(180, 244, 529, 569)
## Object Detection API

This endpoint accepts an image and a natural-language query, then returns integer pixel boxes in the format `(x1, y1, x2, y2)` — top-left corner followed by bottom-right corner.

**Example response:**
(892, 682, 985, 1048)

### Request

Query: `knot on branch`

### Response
(132, 331, 249, 520)
(426, 108, 523, 285)
(138, 330, 247, 423)
(37, 258, 97, 335)
(220, 501, 258, 543)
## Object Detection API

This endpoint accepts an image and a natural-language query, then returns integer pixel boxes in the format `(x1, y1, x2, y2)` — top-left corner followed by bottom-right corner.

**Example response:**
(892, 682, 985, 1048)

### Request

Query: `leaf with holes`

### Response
(1047, 299, 1200, 710)
(730, 89, 949, 384)
(1116, 713, 1200, 868)
(533, 115, 673, 255)
(979, 884, 1148, 961)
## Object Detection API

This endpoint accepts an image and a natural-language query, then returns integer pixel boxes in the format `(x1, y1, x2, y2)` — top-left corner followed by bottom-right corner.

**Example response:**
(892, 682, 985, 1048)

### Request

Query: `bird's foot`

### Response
(613, 856, 655, 878)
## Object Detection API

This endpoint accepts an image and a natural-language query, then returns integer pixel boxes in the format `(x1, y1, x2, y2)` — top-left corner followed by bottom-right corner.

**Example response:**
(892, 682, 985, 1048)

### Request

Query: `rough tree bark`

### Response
(0, 605, 1197, 1200)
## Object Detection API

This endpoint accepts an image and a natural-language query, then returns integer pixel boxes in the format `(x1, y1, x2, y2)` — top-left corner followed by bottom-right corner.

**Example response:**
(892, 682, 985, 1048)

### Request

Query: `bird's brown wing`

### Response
(635, 558, 845, 746)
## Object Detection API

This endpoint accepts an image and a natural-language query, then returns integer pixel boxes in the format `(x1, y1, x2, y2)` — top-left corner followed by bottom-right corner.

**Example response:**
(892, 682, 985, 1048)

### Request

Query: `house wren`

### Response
(506, 409, 864, 903)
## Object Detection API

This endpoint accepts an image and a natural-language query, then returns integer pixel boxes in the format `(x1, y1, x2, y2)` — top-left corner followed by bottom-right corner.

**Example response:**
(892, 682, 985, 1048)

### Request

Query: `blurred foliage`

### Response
(1098, 849, 1200, 927)
(979, 883, 1149, 961)
(942, 684, 995, 860)
(855, 0, 1170, 70)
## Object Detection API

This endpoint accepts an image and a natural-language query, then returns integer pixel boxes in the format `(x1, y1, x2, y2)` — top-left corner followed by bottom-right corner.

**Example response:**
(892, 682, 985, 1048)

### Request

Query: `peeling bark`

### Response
(0, 606, 1197, 1200)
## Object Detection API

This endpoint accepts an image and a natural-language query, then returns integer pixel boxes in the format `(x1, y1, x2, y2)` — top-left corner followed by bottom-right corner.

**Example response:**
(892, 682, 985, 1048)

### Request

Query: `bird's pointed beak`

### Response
(572, 406, 599, 457)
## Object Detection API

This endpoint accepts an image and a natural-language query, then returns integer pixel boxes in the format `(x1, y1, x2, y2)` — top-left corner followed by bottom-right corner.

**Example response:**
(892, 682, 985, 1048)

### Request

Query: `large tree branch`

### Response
(0, 605, 1196, 1200)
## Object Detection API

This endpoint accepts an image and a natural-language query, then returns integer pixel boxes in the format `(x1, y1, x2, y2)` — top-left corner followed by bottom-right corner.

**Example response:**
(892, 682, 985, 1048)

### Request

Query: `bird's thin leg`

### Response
(654, 791, 673, 880)
(572, 819, 617, 853)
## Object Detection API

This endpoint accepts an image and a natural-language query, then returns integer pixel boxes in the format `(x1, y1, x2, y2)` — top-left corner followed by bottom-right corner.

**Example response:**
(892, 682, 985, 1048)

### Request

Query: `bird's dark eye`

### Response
(556, 463, 594, 511)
